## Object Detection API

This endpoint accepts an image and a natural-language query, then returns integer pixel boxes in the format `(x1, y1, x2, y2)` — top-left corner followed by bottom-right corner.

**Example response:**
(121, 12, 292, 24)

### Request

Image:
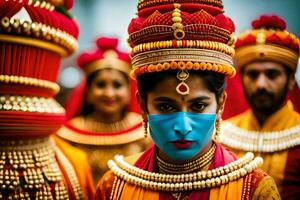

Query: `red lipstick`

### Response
(172, 140, 193, 149)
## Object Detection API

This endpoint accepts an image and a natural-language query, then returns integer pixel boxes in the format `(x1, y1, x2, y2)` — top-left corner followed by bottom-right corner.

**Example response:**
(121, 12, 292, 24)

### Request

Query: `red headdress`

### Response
(128, 0, 236, 79)
(65, 37, 140, 120)
(0, 0, 79, 137)
(234, 14, 299, 71)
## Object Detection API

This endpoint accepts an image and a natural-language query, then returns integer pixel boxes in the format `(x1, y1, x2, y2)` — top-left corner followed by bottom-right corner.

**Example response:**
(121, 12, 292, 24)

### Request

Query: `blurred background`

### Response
(56, 0, 300, 105)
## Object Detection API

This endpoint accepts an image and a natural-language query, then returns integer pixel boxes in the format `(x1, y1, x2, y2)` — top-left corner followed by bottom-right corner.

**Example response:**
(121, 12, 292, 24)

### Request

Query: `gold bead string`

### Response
(220, 121, 300, 152)
(0, 17, 78, 54)
(131, 40, 234, 57)
(110, 152, 256, 184)
(131, 61, 236, 79)
(0, 95, 65, 113)
(172, 4, 185, 40)
(55, 147, 85, 200)
(156, 143, 215, 174)
(55, 182, 70, 200)
(0, 75, 60, 94)
(108, 153, 263, 192)
(27, 0, 56, 11)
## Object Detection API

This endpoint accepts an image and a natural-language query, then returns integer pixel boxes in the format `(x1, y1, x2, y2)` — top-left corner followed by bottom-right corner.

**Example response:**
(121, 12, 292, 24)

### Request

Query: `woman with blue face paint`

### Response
(94, 0, 280, 199)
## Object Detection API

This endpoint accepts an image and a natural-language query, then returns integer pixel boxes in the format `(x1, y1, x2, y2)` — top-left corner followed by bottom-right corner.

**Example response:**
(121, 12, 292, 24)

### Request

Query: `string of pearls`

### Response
(108, 152, 263, 192)
(220, 122, 300, 152)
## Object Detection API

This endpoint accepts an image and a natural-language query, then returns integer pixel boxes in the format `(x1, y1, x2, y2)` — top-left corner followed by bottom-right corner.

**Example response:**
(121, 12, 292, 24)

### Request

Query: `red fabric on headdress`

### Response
(138, 2, 223, 17)
(77, 37, 130, 70)
(235, 14, 299, 53)
(251, 14, 286, 30)
(129, 10, 235, 34)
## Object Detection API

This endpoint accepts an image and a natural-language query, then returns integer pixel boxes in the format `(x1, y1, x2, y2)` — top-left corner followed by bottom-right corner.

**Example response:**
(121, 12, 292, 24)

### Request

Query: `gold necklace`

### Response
(156, 143, 215, 174)
(108, 152, 263, 192)
(83, 112, 141, 133)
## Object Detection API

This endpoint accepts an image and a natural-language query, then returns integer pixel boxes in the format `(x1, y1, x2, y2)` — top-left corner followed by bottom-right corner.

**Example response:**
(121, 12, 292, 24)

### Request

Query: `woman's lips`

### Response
(103, 100, 117, 106)
(172, 140, 193, 149)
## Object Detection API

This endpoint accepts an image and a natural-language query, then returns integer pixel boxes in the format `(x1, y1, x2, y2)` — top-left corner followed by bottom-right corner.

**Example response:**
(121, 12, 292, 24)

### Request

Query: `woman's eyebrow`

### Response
(187, 96, 210, 103)
(153, 96, 176, 102)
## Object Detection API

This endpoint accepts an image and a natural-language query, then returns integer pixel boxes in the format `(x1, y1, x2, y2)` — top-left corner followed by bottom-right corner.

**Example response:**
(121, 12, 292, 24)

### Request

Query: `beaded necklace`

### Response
(156, 143, 216, 174)
(220, 121, 300, 152)
(108, 152, 263, 192)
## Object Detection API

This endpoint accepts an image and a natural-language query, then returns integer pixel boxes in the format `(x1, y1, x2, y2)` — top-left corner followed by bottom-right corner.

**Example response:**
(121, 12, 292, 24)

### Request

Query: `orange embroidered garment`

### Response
(95, 144, 280, 200)
(54, 136, 95, 199)
(222, 102, 300, 199)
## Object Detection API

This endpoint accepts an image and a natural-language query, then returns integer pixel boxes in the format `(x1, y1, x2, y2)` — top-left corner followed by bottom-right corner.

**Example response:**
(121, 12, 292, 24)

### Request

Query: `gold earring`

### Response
(214, 118, 222, 142)
(143, 121, 148, 138)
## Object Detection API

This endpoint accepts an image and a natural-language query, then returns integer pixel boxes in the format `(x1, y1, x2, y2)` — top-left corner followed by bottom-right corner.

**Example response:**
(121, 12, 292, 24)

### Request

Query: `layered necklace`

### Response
(108, 150, 263, 192)
(156, 143, 216, 174)
(156, 144, 216, 199)
(220, 121, 300, 152)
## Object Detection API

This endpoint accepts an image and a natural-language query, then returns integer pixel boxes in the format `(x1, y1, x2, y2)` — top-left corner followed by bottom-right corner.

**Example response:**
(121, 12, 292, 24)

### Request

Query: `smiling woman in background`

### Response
(57, 37, 150, 187)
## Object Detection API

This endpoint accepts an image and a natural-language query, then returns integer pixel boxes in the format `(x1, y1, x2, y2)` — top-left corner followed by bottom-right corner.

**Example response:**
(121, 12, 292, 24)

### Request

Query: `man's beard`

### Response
(244, 83, 289, 116)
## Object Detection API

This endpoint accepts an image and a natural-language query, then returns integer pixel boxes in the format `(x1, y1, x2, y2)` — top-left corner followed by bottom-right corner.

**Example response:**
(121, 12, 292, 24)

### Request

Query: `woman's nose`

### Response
(174, 112, 192, 136)
(104, 86, 115, 97)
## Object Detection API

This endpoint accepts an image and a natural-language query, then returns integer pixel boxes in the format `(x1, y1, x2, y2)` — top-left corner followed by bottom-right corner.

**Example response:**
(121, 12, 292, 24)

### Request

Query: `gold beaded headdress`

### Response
(128, 0, 236, 95)
(234, 14, 299, 71)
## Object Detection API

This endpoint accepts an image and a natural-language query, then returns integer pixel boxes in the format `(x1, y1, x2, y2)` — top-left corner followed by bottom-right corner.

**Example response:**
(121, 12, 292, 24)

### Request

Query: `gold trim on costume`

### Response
(0, 17, 78, 55)
(234, 44, 298, 71)
(83, 50, 130, 76)
(0, 75, 60, 94)
(220, 121, 300, 152)
(0, 95, 65, 113)
(132, 40, 234, 56)
(0, 34, 68, 56)
(131, 60, 236, 79)
(132, 48, 233, 68)
(57, 112, 144, 145)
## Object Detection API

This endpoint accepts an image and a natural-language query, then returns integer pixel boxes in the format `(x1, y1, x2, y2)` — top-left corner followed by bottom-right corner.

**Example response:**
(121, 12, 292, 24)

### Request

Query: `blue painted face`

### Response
(149, 111, 216, 161)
